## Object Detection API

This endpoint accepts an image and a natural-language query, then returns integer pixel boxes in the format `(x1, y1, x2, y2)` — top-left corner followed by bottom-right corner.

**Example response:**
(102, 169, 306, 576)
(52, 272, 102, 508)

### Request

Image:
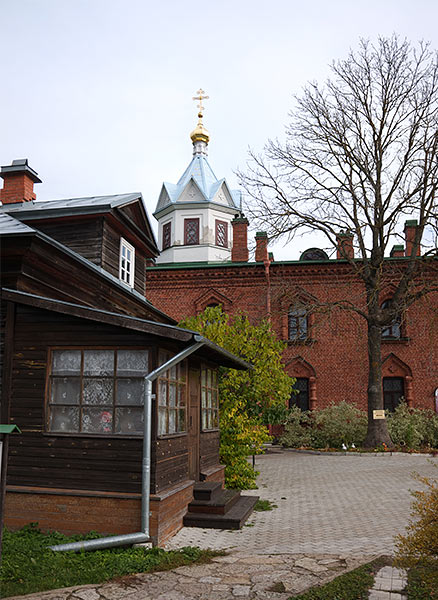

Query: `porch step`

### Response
(184, 484, 259, 529)
(192, 481, 223, 502)
(188, 488, 242, 515)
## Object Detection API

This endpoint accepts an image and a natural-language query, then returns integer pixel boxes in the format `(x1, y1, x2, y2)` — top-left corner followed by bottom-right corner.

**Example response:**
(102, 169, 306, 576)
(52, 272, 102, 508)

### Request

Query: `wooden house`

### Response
(0, 160, 254, 546)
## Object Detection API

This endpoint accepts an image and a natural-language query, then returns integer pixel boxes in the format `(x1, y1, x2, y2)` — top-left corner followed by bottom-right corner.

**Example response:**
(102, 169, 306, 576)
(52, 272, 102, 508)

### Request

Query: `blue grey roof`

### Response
(0, 193, 143, 218)
(0, 212, 36, 234)
(178, 155, 219, 195)
(154, 154, 241, 214)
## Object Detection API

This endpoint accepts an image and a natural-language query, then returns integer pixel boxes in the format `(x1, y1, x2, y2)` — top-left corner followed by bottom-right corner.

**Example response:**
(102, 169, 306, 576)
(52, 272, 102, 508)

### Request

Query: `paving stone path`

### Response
(369, 565, 408, 600)
(6, 552, 376, 600)
(8, 450, 437, 600)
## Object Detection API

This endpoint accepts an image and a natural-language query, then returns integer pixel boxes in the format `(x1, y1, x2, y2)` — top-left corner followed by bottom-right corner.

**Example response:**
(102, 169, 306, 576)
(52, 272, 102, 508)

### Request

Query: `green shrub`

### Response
(179, 306, 292, 489)
(387, 402, 438, 449)
(280, 406, 314, 448)
(394, 466, 438, 599)
(311, 401, 367, 449)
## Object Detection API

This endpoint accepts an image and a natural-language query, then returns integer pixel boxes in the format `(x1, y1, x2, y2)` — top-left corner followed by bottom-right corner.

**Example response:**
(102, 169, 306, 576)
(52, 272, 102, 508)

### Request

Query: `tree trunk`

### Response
(363, 321, 393, 448)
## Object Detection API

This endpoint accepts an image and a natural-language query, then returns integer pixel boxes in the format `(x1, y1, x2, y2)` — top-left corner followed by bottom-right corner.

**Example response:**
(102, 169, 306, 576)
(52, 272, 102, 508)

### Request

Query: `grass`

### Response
(0, 523, 224, 598)
(287, 557, 389, 600)
(253, 499, 278, 511)
(405, 562, 438, 600)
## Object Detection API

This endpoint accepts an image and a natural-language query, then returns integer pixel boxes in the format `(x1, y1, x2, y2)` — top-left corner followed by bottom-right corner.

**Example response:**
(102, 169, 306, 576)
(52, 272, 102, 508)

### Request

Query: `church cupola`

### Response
(153, 90, 242, 265)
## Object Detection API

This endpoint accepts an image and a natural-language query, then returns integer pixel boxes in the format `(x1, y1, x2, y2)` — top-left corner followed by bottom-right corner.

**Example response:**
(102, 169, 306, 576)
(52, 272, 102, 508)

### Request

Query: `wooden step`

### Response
(184, 495, 259, 529)
(192, 481, 223, 502)
(188, 488, 241, 515)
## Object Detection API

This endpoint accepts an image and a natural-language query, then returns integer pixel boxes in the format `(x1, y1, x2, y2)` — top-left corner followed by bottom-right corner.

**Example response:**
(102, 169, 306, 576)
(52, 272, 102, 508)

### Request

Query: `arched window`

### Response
(381, 299, 401, 339)
(299, 248, 329, 261)
(289, 305, 308, 341)
(289, 378, 310, 411)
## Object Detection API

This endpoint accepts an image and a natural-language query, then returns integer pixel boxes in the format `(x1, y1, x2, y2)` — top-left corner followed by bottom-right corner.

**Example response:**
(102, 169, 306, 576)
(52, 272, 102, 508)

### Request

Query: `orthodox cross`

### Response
(192, 88, 209, 117)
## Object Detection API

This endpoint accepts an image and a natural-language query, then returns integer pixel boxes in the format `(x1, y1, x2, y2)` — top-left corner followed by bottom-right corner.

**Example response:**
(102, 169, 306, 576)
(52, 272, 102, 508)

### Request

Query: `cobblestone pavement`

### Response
(166, 449, 438, 555)
(8, 450, 437, 599)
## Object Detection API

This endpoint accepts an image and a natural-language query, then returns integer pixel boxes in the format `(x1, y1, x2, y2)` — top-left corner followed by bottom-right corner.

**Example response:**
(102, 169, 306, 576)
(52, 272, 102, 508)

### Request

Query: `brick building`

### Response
(146, 109, 438, 414)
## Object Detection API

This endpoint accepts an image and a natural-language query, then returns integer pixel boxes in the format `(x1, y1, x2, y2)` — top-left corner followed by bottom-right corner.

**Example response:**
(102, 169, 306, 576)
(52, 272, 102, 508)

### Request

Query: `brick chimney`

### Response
(255, 231, 269, 262)
(231, 213, 249, 262)
(0, 159, 41, 204)
(390, 245, 405, 258)
(404, 220, 421, 257)
(336, 232, 354, 259)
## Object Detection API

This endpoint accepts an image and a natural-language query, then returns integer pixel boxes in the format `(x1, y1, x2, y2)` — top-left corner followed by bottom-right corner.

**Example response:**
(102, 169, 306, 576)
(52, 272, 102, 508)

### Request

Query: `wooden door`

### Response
(188, 368, 200, 481)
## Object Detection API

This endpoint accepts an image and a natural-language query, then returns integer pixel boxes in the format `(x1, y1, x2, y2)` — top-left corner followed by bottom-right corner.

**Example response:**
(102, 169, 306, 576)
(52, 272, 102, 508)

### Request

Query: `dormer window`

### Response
(184, 218, 200, 245)
(119, 238, 135, 287)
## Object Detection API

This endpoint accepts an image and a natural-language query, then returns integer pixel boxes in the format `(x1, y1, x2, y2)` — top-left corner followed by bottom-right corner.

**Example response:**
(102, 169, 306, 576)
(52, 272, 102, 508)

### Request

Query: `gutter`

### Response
(49, 342, 205, 552)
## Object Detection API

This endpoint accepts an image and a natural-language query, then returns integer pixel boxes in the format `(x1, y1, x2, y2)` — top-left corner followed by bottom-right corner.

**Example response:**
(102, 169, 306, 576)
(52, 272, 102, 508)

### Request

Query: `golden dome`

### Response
(190, 112, 210, 144)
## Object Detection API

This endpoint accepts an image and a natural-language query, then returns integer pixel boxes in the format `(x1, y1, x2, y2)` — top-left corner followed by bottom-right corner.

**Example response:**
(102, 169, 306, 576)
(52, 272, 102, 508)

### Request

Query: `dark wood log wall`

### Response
(0, 303, 5, 414)
(5, 304, 194, 495)
(200, 431, 220, 472)
(9, 236, 167, 323)
(5, 301, 223, 499)
(154, 436, 189, 492)
(8, 304, 147, 493)
(30, 218, 104, 267)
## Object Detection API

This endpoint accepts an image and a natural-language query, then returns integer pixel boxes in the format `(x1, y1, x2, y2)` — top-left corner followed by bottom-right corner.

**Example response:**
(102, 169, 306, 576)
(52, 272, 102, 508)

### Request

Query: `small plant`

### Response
(254, 499, 278, 511)
(288, 558, 384, 599)
(394, 465, 438, 598)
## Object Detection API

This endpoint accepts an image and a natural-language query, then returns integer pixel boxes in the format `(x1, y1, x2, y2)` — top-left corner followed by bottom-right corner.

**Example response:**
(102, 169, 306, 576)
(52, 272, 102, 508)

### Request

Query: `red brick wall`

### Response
(5, 481, 195, 547)
(146, 260, 438, 413)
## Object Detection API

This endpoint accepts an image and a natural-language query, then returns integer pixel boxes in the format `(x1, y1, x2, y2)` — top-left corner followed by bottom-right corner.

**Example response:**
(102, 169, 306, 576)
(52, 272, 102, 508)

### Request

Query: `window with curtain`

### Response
(47, 348, 149, 435)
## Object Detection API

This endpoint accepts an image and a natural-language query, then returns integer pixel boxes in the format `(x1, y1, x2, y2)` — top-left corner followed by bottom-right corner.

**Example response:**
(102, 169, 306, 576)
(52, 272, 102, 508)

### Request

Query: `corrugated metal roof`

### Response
(0, 192, 141, 216)
(0, 212, 36, 234)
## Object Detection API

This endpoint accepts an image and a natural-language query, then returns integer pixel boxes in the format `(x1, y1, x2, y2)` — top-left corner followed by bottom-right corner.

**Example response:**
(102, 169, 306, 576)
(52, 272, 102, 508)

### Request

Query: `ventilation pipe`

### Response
(50, 342, 204, 552)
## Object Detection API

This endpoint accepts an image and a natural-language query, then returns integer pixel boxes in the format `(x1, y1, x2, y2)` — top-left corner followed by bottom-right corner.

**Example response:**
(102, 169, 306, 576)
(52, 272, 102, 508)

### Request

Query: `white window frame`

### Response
(119, 238, 135, 287)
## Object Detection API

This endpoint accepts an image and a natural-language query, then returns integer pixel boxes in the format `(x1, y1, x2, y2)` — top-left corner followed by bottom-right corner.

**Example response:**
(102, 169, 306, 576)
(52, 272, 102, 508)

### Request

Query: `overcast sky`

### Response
(1, 0, 437, 259)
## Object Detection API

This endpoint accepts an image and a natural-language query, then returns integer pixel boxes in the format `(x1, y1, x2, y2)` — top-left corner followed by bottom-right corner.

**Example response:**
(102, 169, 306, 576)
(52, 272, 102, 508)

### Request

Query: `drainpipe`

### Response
(50, 342, 204, 552)
(264, 258, 271, 322)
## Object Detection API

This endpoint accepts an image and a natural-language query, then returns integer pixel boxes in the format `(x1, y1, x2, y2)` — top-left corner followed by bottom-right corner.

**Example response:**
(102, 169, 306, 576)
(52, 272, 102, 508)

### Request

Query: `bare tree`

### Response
(239, 36, 438, 447)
